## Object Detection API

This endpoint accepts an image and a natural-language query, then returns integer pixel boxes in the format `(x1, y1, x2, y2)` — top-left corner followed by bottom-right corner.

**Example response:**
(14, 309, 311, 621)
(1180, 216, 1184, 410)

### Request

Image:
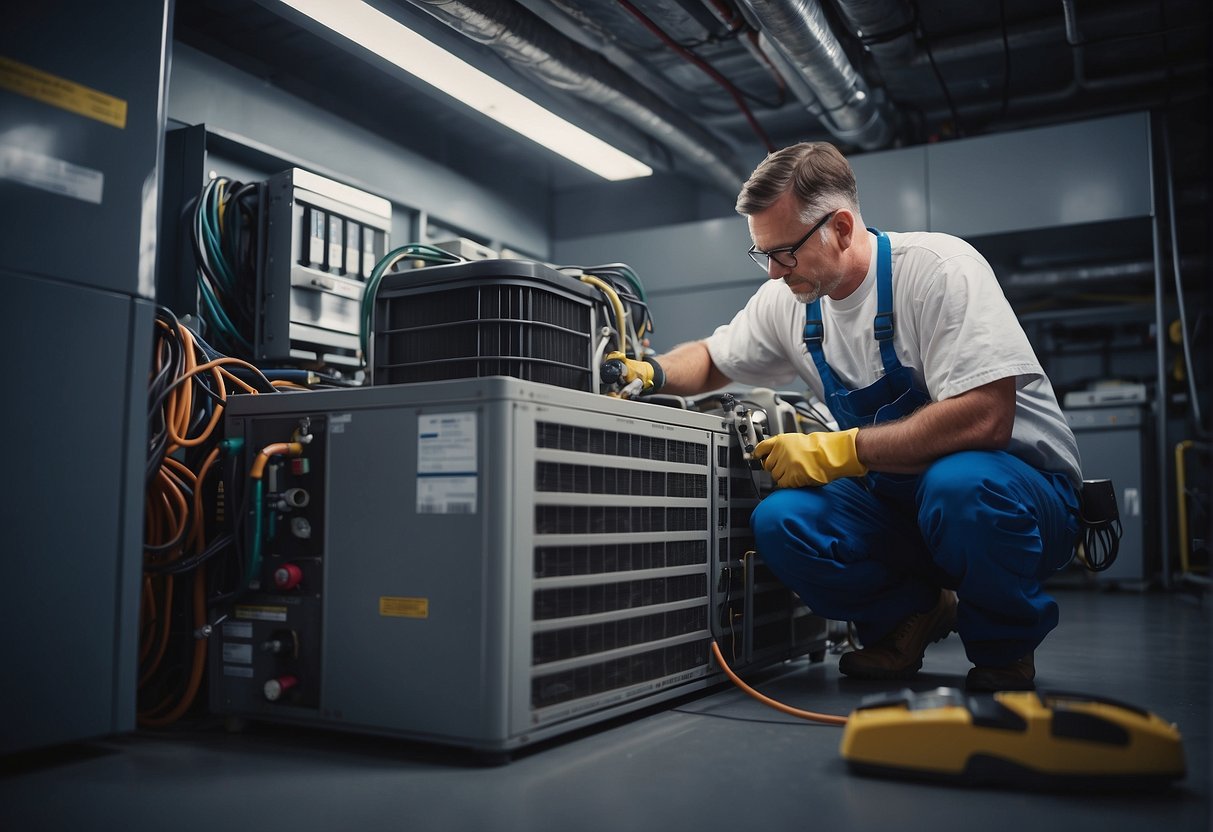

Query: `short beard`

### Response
(790, 272, 844, 304)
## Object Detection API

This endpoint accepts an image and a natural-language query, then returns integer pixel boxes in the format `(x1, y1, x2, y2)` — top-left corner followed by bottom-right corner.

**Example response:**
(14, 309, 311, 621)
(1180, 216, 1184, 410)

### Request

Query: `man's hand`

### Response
(752, 428, 868, 488)
(601, 352, 664, 397)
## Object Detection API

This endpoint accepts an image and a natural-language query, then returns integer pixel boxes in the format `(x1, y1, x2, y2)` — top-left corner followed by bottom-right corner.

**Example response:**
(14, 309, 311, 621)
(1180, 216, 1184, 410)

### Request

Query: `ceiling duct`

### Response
(736, 0, 893, 150)
(404, 0, 750, 194)
(830, 0, 918, 68)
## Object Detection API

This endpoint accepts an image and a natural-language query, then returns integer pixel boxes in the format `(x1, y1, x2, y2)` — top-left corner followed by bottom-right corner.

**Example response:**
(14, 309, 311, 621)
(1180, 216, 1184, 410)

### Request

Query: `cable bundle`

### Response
(140, 307, 276, 727)
(358, 242, 466, 361)
(558, 262, 652, 363)
(191, 177, 261, 358)
(1075, 478, 1122, 572)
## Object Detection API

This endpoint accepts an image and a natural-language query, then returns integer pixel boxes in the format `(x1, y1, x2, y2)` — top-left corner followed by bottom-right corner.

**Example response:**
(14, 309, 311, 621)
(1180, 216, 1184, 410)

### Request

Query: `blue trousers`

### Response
(751, 450, 1081, 667)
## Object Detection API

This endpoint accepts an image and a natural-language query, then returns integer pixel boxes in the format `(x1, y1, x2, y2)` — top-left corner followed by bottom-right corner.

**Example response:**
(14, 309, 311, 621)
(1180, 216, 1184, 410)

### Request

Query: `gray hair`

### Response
(735, 142, 861, 229)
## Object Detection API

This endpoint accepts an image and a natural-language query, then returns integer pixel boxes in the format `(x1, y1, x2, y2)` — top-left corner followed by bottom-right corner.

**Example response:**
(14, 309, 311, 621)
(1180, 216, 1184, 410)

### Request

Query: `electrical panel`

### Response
(260, 168, 392, 368)
(214, 378, 826, 752)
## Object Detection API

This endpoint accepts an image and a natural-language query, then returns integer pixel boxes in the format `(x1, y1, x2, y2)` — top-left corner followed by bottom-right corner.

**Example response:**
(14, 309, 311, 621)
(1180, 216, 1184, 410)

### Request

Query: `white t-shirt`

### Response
(705, 230, 1082, 485)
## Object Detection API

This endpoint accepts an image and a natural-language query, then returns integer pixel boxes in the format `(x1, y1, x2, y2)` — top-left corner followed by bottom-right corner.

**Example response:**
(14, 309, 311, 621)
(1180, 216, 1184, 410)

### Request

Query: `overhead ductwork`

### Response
(405, 0, 750, 194)
(736, 0, 894, 150)
(831, 0, 918, 68)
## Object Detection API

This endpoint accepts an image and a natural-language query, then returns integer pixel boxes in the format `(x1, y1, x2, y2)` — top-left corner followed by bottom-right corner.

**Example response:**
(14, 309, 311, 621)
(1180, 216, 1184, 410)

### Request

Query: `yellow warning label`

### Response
(379, 597, 428, 619)
(0, 56, 128, 129)
(234, 604, 288, 622)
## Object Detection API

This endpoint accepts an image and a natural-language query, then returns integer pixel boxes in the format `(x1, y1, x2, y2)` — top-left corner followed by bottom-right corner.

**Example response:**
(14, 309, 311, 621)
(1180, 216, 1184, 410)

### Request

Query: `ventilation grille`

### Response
(375, 283, 592, 390)
(536, 422, 707, 466)
(535, 506, 707, 535)
(536, 462, 707, 498)
(531, 640, 708, 709)
(532, 607, 707, 665)
(730, 475, 760, 499)
(533, 574, 706, 620)
(534, 540, 707, 578)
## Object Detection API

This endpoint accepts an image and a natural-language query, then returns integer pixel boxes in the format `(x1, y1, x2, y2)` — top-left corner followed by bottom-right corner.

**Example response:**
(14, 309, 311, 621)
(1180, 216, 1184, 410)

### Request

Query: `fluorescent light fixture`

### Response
(276, 0, 653, 181)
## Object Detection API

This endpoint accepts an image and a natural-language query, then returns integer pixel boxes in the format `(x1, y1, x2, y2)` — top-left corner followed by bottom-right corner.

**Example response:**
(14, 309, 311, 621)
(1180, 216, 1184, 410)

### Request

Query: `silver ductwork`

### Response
(737, 0, 894, 150)
(405, 0, 749, 194)
(831, 0, 918, 67)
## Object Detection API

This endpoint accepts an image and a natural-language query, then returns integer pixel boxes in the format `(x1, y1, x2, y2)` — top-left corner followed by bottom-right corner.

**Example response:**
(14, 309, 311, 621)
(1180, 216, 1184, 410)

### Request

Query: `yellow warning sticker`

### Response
(234, 604, 288, 622)
(0, 56, 128, 129)
(379, 597, 428, 619)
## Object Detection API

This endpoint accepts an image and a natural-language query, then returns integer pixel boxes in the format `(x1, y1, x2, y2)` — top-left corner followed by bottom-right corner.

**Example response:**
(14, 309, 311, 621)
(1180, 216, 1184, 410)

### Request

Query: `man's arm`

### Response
(653, 340, 733, 396)
(854, 376, 1016, 473)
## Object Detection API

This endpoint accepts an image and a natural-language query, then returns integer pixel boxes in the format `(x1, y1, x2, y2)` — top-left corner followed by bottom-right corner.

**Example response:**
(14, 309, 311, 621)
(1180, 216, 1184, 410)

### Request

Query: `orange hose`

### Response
(710, 641, 848, 726)
(250, 442, 304, 479)
(139, 574, 173, 686)
(139, 565, 209, 727)
(190, 447, 222, 553)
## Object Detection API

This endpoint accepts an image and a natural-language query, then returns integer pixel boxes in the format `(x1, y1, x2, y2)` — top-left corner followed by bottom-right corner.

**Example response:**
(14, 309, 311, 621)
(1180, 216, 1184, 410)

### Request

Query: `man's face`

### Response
(747, 191, 842, 304)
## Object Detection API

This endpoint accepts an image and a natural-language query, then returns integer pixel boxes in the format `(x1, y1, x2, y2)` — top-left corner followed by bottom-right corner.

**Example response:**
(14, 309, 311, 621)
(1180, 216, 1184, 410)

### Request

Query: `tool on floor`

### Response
(840, 686, 1185, 790)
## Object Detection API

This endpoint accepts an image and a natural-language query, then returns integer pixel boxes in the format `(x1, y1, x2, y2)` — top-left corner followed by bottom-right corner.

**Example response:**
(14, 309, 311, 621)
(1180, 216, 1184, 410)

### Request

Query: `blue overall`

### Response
(750, 230, 1080, 666)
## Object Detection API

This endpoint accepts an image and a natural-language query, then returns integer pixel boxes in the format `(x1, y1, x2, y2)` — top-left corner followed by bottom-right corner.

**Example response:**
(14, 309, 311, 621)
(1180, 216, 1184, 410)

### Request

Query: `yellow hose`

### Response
(580, 274, 628, 354)
(1176, 440, 1194, 574)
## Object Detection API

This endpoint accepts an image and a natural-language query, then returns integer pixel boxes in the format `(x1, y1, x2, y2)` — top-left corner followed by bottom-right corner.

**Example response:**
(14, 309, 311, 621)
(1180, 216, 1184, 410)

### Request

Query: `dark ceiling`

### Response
(174, 0, 1210, 197)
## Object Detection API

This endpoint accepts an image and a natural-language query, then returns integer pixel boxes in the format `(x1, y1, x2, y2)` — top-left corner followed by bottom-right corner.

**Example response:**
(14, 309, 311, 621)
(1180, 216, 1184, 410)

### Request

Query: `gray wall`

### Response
(553, 114, 1154, 354)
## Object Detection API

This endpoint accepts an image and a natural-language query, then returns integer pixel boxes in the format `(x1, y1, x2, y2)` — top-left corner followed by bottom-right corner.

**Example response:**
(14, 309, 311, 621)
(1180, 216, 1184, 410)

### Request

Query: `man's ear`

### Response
(832, 209, 856, 250)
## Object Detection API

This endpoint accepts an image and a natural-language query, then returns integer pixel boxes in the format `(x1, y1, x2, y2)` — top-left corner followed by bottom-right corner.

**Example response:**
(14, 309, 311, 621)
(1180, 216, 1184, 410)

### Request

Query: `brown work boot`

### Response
(965, 652, 1036, 692)
(838, 589, 957, 680)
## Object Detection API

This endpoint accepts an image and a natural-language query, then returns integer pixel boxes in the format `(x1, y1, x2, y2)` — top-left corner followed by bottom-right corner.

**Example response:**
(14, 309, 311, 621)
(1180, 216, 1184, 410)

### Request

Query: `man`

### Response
(608, 142, 1081, 691)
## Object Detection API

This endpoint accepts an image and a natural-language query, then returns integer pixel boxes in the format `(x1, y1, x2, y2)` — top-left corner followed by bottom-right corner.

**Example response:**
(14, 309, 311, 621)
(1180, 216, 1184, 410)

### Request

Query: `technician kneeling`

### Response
(610, 143, 1082, 692)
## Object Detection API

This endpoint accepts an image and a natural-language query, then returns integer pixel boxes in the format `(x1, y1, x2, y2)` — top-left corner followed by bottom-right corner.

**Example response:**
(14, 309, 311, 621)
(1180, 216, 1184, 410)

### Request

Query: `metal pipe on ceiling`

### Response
(734, 0, 894, 150)
(831, 0, 918, 68)
(404, 0, 750, 194)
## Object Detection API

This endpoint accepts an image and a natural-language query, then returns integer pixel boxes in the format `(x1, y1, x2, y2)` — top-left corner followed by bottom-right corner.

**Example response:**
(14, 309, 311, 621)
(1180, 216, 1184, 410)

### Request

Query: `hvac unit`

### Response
(213, 378, 825, 752)
(371, 260, 598, 391)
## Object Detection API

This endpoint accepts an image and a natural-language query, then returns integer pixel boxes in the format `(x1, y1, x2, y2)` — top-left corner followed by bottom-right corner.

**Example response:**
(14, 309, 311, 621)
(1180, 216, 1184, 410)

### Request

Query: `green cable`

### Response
(358, 244, 463, 359)
(246, 478, 264, 586)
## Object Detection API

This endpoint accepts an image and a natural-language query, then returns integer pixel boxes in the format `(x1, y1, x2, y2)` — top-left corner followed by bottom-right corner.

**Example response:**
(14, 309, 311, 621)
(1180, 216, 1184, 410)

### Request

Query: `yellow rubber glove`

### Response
(752, 428, 867, 488)
(602, 351, 664, 393)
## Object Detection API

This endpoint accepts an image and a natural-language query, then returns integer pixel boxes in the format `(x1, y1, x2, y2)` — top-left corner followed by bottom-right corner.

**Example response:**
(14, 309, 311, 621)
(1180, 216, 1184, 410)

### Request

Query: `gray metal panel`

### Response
(321, 400, 510, 741)
(0, 0, 169, 298)
(0, 273, 150, 753)
(928, 112, 1153, 237)
(850, 146, 929, 231)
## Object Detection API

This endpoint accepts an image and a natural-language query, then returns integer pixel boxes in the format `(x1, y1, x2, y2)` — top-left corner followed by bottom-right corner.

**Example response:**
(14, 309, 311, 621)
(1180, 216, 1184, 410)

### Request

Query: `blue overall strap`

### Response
(802, 299, 844, 396)
(871, 228, 899, 374)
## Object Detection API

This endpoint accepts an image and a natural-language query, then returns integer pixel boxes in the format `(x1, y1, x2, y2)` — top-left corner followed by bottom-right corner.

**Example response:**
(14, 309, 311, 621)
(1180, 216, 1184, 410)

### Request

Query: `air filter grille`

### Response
(531, 640, 709, 709)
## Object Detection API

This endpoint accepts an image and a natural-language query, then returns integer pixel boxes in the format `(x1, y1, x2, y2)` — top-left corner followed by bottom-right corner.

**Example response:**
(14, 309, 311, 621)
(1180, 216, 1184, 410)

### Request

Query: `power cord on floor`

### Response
(709, 642, 848, 726)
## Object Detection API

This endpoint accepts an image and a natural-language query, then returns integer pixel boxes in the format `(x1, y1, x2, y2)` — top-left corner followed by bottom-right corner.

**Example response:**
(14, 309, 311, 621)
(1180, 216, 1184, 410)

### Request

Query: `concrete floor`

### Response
(2, 588, 1208, 832)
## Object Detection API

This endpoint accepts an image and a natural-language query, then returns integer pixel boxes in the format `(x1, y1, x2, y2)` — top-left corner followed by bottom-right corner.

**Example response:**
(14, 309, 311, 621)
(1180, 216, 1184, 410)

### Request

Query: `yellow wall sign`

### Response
(0, 56, 128, 129)
(379, 597, 429, 619)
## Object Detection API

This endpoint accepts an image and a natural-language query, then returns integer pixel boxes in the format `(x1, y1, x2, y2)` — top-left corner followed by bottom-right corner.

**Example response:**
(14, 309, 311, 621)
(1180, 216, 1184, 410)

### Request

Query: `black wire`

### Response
(792, 401, 834, 431)
(145, 533, 235, 575)
(998, 0, 1011, 120)
(911, 0, 964, 137)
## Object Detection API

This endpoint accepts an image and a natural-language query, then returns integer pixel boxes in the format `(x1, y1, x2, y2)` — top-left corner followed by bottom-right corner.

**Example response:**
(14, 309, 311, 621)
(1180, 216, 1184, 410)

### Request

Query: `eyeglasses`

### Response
(746, 211, 836, 272)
